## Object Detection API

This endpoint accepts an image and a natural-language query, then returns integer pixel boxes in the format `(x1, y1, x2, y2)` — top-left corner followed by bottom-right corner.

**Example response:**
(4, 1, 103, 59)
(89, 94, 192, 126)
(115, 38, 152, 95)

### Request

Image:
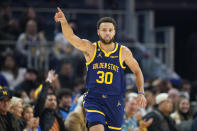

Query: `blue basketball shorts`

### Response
(83, 92, 124, 131)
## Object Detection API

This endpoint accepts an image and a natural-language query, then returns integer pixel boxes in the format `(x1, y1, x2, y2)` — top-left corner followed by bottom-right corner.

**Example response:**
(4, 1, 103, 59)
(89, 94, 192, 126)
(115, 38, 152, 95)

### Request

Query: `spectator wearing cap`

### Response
(0, 87, 21, 130)
(34, 70, 67, 131)
(144, 93, 178, 131)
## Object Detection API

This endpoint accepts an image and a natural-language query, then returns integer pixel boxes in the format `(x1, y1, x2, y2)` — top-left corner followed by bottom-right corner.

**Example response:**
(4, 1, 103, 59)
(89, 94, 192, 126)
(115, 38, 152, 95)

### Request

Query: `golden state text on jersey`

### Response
(86, 41, 126, 95)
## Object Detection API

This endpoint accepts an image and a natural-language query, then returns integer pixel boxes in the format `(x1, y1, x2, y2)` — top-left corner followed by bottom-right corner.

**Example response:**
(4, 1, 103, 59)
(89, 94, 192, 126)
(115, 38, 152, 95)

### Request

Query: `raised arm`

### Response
(54, 7, 94, 54)
(121, 46, 147, 108)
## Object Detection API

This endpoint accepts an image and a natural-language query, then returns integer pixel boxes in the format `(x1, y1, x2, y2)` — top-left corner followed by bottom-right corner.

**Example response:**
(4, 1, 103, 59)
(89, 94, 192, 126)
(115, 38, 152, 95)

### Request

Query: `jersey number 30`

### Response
(96, 71, 113, 84)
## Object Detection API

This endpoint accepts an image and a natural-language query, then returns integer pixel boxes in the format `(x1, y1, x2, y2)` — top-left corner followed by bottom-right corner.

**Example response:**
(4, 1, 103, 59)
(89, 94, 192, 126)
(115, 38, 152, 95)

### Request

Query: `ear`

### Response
(97, 29, 99, 36)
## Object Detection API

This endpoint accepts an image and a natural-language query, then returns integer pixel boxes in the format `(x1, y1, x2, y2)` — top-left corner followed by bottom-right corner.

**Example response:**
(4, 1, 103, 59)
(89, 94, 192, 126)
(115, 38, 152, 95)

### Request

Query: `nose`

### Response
(105, 31, 110, 35)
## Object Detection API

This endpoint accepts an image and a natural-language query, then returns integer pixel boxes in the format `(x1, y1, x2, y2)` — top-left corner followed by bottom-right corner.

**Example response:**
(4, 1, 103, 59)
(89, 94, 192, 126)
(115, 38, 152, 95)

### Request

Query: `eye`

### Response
(102, 29, 107, 32)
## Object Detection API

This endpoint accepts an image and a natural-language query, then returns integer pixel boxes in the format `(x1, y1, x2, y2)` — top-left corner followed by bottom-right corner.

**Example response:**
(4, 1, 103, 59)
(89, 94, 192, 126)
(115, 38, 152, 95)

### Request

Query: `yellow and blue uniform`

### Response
(84, 41, 126, 130)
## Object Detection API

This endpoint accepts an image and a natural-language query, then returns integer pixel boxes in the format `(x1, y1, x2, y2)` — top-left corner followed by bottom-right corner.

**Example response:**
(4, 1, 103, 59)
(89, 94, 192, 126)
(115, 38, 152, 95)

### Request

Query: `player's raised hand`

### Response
(54, 7, 67, 23)
(136, 93, 147, 108)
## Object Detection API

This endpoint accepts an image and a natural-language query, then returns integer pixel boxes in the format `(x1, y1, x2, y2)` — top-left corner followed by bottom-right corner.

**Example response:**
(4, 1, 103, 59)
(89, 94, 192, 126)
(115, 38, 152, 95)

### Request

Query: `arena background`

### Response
(0, 0, 197, 81)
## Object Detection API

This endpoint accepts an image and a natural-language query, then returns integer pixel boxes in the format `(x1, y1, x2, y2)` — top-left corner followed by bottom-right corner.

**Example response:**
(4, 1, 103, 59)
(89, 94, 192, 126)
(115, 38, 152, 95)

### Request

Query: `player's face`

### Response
(97, 22, 116, 45)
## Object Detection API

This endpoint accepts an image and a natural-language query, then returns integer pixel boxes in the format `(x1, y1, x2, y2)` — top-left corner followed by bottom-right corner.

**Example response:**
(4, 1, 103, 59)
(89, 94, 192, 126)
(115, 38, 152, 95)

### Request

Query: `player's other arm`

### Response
(54, 7, 94, 53)
(122, 46, 146, 108)
(122, 46, 144, 93)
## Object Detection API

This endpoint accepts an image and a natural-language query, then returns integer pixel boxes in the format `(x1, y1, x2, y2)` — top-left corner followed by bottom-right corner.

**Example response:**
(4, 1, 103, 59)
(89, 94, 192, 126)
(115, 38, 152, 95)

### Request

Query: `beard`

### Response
(99, 35, 114, 45)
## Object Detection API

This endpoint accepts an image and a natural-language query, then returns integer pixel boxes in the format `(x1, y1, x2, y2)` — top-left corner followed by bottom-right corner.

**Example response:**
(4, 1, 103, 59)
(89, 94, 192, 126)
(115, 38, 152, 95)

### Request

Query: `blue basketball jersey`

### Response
(86, 41, 126, 95)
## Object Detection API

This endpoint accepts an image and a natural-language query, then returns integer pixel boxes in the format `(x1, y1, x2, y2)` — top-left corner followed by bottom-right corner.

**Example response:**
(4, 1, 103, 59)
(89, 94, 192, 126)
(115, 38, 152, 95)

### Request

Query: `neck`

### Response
(127, 112, 133, 118)
(100, 41, 115, 53)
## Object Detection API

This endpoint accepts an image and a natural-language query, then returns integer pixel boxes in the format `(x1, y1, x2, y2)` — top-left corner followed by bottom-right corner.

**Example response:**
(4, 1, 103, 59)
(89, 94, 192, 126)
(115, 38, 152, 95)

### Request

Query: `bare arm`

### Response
(122, 46, 146, 108)
(54, 7, 94, 54)
(122, 46, 144, 93)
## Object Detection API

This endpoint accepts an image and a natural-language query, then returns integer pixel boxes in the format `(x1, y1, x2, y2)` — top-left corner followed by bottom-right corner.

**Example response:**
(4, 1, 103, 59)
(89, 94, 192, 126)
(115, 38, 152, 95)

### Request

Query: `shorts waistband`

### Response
(87, 91, 123, 98)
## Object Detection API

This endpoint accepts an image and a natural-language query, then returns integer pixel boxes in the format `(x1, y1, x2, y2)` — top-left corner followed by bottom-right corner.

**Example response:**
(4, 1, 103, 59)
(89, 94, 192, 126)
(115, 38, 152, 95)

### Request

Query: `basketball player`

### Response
(55, 7, 146, 131)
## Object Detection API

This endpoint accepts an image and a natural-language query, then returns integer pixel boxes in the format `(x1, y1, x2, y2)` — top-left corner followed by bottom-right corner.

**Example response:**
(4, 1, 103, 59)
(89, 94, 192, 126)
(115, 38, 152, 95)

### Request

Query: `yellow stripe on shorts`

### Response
(85, 109, 105, 116)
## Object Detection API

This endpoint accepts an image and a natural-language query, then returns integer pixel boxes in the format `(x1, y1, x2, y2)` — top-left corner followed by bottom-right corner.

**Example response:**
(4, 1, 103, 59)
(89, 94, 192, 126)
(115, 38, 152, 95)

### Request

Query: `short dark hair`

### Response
(97, 17, 116, 30)
(56, 88, 72, 100)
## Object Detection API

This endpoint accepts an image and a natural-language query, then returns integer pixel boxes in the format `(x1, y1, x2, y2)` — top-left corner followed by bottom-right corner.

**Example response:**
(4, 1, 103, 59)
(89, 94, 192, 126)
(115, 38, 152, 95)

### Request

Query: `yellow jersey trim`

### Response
(119, 45, 126, 69)
(98, 41, 118, 57)
(108, 125, 121, 130)
(86, 43, 97, 66)
(85, 109, 105, 116)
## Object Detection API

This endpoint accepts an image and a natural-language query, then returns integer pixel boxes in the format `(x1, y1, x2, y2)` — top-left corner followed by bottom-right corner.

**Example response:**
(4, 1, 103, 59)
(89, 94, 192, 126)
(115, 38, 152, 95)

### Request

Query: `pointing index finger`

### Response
(57, 7, 62, 12)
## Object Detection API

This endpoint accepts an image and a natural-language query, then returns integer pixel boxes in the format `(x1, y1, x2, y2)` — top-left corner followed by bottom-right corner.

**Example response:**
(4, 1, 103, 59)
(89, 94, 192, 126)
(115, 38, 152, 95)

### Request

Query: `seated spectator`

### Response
(65, 95, 87, 131)
(0, 87, 21, 130)
(16, 19, 47, 67)
(9, 96, 26, 130)
(22, 104, 41, 131)
(122, 93, 153, 131)
(144, 93, 178, 131)
(171, 97, 192, 124)
(0, 53, 26, 91)
(34, 70, 67, 131)
(171, 97, 193, 131)
(56, 88, 73, 120)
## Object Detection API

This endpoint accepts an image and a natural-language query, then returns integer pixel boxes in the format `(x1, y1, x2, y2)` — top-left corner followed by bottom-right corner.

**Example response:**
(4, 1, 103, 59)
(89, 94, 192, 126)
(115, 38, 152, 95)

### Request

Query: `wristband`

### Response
(138, 92, 144, 95)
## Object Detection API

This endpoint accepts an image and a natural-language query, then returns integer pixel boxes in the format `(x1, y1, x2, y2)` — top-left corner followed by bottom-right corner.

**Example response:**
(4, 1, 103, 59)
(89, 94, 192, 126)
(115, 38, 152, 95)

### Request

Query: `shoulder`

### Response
(121, 45, 133, 56)
(82, 39, 95, 48)
(17, 33, 26, 40)
(144, 111, 160, 120)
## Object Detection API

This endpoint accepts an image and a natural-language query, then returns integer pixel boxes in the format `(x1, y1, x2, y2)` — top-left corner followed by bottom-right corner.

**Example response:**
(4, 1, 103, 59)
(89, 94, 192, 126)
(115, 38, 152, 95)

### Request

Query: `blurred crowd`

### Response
(1, 3, 197, 131)
(1, 68, 197, 131)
